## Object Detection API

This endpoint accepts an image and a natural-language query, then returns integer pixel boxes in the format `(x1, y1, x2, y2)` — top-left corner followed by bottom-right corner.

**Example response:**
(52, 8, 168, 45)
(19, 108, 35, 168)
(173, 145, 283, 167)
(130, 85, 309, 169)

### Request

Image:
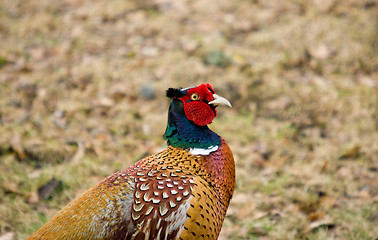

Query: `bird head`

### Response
(166, 83, 232, 126)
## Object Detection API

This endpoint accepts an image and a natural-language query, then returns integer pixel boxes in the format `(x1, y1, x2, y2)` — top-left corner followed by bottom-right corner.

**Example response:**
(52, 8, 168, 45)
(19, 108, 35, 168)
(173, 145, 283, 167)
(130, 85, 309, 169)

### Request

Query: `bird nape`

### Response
(27, 83, 235, 240)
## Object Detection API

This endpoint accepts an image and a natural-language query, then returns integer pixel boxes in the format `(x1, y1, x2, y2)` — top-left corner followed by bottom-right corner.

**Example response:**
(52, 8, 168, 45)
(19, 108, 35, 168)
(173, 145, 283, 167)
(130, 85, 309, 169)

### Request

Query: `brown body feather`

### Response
(27, 139, 235, 240)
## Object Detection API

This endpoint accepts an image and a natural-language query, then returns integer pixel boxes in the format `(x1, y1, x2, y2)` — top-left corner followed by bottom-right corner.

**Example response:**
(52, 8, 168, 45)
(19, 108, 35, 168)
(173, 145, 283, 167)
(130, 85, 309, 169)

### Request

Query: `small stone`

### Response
(313, 0, 336, 12)
(0, 232, 15, 240)
(53, 109, 65, 118)
(309, 44, 334, 59)
(181, 39, 198, 53)
(29, 48, 45, 60)
(98, 97, 115, 107)
(139, 85, 156, 100)
(204, 51, 231, 68)
(38, 178, 63, 200)
(357, 189, 371, 199)
(357, 75, 376, 88)
(27, 192, 40, 204)
(2, 181, 18, 193)
(141, 46, 159, 57)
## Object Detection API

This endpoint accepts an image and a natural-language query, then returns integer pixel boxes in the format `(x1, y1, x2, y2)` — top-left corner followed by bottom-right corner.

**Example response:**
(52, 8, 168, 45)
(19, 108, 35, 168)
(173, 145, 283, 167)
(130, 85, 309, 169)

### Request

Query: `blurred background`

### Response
(0, 0, 377, 239)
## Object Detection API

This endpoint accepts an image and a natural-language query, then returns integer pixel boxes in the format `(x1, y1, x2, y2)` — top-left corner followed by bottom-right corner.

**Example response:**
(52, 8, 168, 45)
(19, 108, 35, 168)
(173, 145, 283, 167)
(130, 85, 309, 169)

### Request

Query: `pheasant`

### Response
(27, 83, 235, 240)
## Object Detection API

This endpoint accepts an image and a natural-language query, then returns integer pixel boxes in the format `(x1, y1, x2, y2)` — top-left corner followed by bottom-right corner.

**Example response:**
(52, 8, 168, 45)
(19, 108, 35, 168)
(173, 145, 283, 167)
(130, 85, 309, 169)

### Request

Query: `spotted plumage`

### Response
(27, 83, 235, 240)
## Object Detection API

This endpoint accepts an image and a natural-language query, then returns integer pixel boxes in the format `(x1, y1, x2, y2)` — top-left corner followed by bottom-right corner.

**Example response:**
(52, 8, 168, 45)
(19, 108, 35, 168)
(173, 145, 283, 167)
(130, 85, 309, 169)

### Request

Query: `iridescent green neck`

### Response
(163, 99, 221, 149)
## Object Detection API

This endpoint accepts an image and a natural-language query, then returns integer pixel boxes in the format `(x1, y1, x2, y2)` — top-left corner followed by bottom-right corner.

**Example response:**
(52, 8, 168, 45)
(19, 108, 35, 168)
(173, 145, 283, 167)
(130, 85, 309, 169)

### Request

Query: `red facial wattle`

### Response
(184, 101, 217, 126)
(179, 84, 218, 126)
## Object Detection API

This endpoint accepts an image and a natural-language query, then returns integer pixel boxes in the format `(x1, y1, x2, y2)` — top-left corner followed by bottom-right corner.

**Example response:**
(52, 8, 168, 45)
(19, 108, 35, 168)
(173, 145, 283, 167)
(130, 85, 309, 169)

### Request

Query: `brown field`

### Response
(0, 0, 377, 239)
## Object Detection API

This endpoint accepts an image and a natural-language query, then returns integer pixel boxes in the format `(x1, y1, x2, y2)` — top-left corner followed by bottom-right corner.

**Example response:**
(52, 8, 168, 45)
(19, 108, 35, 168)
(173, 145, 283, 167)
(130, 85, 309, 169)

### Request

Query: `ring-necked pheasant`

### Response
(27, 83, 235, 240)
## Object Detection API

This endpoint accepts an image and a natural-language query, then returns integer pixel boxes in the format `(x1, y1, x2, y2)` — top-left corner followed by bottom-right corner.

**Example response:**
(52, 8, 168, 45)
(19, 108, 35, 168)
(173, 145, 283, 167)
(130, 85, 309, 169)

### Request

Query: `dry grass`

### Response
(0, 0, 377, 239)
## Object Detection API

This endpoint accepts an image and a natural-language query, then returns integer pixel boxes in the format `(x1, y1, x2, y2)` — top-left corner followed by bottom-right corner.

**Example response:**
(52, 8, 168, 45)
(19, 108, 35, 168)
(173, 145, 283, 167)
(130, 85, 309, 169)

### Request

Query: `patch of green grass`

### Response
(260, 173, 292, 195)
(0, 56, 8, 67)
(330, 204, 378, 239)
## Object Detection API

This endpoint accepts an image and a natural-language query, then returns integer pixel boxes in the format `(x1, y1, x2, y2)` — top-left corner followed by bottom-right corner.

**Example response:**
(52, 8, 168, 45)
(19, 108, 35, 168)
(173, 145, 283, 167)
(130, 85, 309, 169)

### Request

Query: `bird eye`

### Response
(190, 93, 200, 101)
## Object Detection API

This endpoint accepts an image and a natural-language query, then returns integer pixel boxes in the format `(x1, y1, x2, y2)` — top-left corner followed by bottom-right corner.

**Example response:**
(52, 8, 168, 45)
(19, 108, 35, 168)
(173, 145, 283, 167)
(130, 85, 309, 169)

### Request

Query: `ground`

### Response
(0, 0, 377, 239)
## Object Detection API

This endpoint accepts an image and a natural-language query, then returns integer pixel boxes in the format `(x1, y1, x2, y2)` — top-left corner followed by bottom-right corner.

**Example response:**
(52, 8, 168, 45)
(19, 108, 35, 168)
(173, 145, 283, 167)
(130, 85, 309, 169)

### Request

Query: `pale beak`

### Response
(208, 94, 232, 107)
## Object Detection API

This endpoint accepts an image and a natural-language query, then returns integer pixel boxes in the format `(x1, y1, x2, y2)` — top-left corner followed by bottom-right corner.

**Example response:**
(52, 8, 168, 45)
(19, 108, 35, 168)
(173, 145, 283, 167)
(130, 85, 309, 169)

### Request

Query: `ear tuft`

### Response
(166, 88, 182, 99)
